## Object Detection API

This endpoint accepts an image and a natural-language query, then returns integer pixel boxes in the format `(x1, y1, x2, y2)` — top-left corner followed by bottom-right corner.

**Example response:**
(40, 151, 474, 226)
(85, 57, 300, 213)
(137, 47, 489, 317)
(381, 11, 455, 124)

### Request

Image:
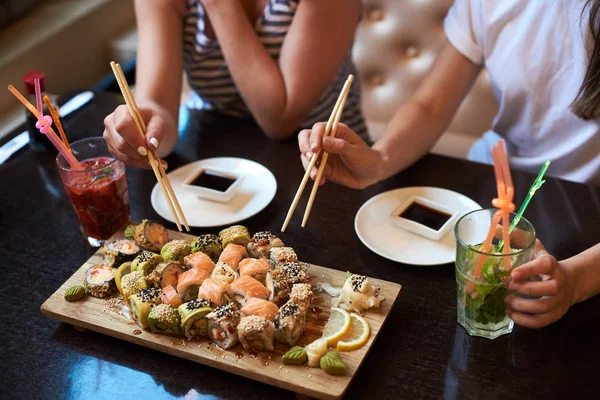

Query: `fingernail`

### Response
(305, 152, 313, 160)
(161, 161, 168, 170)
(149, 137, 159, 149)
(137, 146, 148, 156)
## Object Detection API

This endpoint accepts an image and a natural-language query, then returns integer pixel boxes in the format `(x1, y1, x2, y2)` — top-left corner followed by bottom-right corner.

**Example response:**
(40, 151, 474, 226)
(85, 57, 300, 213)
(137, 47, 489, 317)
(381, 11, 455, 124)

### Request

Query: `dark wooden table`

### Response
(2, 92, 600, 400)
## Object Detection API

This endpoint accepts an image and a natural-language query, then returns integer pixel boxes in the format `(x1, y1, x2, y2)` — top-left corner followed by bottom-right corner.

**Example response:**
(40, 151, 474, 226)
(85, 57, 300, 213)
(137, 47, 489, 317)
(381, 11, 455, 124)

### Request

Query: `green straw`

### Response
(498, 160, 550, 250)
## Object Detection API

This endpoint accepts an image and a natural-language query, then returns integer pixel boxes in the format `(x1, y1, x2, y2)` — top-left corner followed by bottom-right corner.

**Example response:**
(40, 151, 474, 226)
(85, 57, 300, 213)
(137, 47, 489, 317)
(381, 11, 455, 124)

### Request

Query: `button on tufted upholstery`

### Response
(353, 0, 498, 158)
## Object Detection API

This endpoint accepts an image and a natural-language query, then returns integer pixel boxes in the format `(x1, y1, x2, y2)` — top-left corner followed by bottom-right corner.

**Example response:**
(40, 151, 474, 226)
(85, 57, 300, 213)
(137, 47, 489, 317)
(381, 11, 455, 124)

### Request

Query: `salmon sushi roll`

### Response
(219, 225, 251, 248)
(205, 303, 241, 349)
(269, 247, 297, 269)
(161, 285, 182, 307)
(273, 301, 307, 346)
(238, 258, 271, 284)
(241, 298, 279, 321)
(230, 276, 268, 305)
(238, 316, 275, 352)
(218, 243, 248, 271)
(177, 268, 211, 302)
(211, 261, 238, 284)
(247, 231, 284, 259)
(198, 278, 234, 306)
(183, 251, 216, 273)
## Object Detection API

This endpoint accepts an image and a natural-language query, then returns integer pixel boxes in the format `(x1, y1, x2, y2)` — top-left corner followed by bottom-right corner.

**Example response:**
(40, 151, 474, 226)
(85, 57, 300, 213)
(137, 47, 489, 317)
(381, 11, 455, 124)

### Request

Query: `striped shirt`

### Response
(183, 0, 368, 140)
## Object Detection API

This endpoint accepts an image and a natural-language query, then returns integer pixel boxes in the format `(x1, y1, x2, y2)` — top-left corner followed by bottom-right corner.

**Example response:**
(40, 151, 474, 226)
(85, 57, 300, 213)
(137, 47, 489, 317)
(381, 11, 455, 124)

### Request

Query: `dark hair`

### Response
(572, 0, 600, 120)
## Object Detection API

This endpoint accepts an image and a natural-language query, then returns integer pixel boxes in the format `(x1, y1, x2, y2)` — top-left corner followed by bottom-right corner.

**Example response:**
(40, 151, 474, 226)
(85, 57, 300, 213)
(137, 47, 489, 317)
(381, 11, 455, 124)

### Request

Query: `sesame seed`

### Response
(308, 374, 312, 378)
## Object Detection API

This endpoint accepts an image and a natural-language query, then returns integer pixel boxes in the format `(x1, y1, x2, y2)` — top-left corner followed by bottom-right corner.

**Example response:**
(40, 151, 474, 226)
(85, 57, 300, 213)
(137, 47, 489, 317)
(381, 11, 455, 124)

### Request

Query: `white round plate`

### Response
(354, 187, 481, 265)
(151, 158, 277, 228)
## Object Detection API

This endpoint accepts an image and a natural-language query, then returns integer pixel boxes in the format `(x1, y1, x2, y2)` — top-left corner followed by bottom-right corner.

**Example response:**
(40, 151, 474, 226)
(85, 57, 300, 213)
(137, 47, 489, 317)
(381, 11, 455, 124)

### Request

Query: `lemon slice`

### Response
(336, 313, 370, 352)
(322, 308, 351, 345)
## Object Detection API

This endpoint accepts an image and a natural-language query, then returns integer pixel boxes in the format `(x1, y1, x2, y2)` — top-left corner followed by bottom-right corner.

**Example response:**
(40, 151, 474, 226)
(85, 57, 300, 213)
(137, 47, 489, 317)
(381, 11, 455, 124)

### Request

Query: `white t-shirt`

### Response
(445, 0, 600, 186)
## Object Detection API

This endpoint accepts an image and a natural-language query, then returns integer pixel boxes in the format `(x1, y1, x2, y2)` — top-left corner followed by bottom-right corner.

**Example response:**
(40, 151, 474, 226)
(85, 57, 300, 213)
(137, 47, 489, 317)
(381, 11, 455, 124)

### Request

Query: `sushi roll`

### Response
(218, 243, 248, 271)
(127, 219, 168, 252)
(247, 231, 284, 259)
(131, 250, 164, 275)
(161, 285, 182, 307)
(176, 268, 211, 302)
(147, 304, 182, 336)
(289, 283, 314, 311)
(238, 316, 275, 352)
(218, 225, 251, 248)
(205, 303, 242, 349)
(264, 271, 276, 302)
(198, 278, 234, 306)
(238, 258, 271, 284)
(128, 288, 162, 329)
(270, 262, 310, 304)
(121, 270, 148, 300)
(103, 239, 140, 268)
(190, 234, 222, 262)
(269, 247, 298, 269)
(211, 261, 238, 284)
(230, 276, 268, 306)
(183, 251, 216, 273)
(177, 298, 213, 339)
(160, 240, 191, 263)
(148, 261, 185, 289)
(241, 298, 279, 320)
(274, 301, 307, 346)
(83, 265, 116, 298)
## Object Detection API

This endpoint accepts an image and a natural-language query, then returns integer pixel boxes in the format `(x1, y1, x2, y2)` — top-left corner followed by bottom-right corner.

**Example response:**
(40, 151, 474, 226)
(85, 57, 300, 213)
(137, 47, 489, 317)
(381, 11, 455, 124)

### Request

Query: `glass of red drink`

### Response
(56, 137, 130, 246)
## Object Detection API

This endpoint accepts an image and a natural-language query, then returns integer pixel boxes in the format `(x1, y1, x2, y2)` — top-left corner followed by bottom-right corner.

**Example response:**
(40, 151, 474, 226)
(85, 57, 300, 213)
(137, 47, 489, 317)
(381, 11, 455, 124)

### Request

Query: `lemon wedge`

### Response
(321, 307, 351, 345)
(337, 313, 370, 352)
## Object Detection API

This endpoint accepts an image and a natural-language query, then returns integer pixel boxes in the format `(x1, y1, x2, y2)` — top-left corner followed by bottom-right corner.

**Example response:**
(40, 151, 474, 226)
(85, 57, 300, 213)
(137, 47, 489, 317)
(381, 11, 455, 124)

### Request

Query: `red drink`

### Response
(56, 138, 130, 246)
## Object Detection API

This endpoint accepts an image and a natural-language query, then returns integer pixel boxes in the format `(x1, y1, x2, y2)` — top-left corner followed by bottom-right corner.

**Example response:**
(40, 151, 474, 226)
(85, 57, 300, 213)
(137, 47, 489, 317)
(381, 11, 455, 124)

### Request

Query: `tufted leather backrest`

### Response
(353, 0, 498, 149)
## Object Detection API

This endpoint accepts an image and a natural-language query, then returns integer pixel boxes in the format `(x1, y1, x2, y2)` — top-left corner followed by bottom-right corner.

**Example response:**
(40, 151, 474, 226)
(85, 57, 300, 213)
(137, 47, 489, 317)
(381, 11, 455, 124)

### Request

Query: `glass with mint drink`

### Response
(454, 209, 536, 339)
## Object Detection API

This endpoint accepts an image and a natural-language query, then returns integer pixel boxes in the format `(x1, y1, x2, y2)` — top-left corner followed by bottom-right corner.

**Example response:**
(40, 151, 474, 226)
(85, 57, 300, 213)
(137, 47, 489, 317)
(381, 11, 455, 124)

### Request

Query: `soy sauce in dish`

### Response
(398, 202, 452, 231)
(189, 171, 236, 192)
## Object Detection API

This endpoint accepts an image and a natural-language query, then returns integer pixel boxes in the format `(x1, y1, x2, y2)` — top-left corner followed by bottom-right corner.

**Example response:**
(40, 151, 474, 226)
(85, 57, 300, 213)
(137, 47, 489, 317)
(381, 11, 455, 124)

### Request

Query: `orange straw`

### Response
(43, 95, 70, 151)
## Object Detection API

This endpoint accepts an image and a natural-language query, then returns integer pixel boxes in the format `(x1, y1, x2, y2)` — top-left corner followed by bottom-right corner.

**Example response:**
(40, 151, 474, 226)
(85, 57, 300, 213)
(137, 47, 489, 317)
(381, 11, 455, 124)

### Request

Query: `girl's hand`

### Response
(103, 102, 175, 169)
(505, 240, 577, 328)
(298, 122, 385, 189)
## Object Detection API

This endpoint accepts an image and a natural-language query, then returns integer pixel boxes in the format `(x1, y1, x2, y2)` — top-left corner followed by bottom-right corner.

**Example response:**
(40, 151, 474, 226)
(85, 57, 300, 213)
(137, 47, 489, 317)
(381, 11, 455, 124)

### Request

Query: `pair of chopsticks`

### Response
(281, 75, 354, 232)
(109, 61, 189, 232)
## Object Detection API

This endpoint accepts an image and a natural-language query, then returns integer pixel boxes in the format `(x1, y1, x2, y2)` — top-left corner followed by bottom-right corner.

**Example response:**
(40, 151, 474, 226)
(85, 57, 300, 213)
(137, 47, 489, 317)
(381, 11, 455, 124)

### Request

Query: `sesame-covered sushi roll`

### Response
(128, 288, 162, 329)
(269, 247, 297, 269)
(218, 243, 248, 271)
(183, 251, 216, 273)
(148, 261, 185, 289)
(126, 219, 168, 253)
(270, 262, 310, 304)
(177, 298, 213, 340)
(218, 225, 251, 248)
(241, 298, 279, 321)
(247, 231, 284, 259)
(177, 268, 211, 302)
(238, 258, 271, 284)
(211, 261, 238, 284)
(238, 316, 275, 352)
(198, 278, 234, 306)
(273, 301, 307, 346)
(103, 239, 140, 268)
(160, 240, 191, 263)
(120, 270, 148, 300)
(289, 283, 314, 312)
(131, 250, 164, 276)
(84, 265, 117, 298)
(230, 276, 268, 306)
(205, 303, 241, 349)
(190, 234, 222, 262)
(148, 304, 182, 336)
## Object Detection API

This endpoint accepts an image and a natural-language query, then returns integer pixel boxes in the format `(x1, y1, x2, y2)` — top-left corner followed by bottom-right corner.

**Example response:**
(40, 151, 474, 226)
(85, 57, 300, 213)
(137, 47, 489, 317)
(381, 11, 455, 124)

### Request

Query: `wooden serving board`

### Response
(41, 229, 401, 400)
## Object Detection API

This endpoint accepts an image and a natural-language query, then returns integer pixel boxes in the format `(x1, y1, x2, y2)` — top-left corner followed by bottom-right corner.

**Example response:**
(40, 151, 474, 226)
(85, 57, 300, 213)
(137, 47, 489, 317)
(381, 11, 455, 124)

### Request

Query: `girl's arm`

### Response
(201, 0, 361, 139)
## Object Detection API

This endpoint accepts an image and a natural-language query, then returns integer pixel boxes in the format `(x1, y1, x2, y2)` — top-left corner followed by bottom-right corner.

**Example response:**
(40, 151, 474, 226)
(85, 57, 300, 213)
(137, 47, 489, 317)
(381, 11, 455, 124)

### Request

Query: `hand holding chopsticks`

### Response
(109, 61, 189, 232)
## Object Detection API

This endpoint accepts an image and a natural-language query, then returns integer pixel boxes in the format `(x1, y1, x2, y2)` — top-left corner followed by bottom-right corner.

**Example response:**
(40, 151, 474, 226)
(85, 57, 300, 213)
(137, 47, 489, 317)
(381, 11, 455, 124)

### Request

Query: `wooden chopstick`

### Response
(301, 79, 353, 228)
(109, 61, 189, 232)
(280, 75, 354, 232)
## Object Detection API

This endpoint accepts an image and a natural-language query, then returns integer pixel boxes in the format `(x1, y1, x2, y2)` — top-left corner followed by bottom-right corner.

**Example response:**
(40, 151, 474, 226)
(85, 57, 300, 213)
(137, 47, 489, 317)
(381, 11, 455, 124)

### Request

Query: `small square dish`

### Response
(390, 195, 459, 241)
(182, 166, 243, 203)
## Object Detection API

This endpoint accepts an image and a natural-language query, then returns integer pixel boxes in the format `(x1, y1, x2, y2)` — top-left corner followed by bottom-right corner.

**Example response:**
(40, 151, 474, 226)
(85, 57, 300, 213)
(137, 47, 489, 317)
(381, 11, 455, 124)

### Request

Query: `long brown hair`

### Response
(572, 0, 600, 119)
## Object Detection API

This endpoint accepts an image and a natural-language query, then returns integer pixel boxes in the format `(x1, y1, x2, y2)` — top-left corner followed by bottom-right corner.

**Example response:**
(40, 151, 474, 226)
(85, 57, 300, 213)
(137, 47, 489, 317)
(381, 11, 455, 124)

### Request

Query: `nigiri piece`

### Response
(241, 297, 279, 320)
(218, 243, 248, 271)
(198, 278, 234, 306)
(247, 231, 284, 259)
(177, 268, 211, 302)
(332, 274, 385, 314)
(238, 258, 271, 284)
(230, 275, 268, 305)
(183, 251, 216, 273)
(161, 285, 183, 307)
(211, 261, 238, 284)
